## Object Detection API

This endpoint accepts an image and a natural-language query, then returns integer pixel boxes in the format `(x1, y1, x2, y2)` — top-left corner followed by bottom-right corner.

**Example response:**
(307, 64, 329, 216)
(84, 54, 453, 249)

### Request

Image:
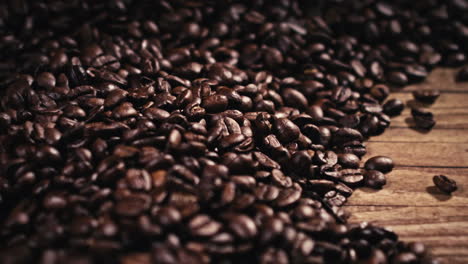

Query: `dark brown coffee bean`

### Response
(274, 118, 300, 143)
(153, 206, 181, 226)
(338, 153, 360, 169)
(260, 248, 289, 264)
(411, 107, 436, 130)
(115, 194, 151, 217)
(364, 170, 387, 189)
(386, 71, 408, 86)
(383, 99, 405, 116)
(228, 214, 257, 239)
(189, 215, 222, 237)
(456, 66, 468, 82)
(275, 186, 301, 207)
(202, 95, 228, 113)
(43, 192, 67, 210)
(433, 175, 457, 194)
(282, 88, 308, 110)
(105, 89, 128, 108)
(36, 72, 56, 89)
(113, 102, 138, 119)
(370, 84, 390, 102)
(412, 90, 440, 104)
(364, 156, 394, 173)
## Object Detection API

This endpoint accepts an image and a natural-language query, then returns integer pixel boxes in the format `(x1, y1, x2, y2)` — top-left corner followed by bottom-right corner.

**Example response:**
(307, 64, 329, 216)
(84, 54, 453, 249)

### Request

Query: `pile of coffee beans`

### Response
(0, 0, 466, 263)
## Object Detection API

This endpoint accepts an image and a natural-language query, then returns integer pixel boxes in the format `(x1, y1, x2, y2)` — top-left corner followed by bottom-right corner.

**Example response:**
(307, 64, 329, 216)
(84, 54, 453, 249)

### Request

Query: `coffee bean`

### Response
(370, 84, 390, 102)
(189, 215, 222, 237)
(411, 107, 436, 130)
(456, 66, 468, 82)
(282, 88, 308, 110)
(202, 95, 228, 113)
(387, 71, 408, 86)
(115, 194, 151, 217)
(433, 175, 457, 194)
(364, 156, 394, 173)
(274, 118, 300, 143)
(36, 72, 56, 89)
(364, 170, 387, 189)
(228, 214, 257, 239)
(383, 99, 404, 116)
(412, 90, 440, 104)
(338, 153, 361, 169)
(43, 192, 67, 210)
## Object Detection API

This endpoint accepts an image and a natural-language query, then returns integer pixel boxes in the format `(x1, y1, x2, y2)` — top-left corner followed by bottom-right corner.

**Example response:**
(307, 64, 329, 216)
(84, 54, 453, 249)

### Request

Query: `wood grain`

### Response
(346, 68, 468, 264)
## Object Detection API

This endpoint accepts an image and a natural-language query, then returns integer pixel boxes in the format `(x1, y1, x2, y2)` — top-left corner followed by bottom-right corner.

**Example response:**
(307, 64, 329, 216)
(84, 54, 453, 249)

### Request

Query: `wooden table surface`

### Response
(345, 68, 468, 264)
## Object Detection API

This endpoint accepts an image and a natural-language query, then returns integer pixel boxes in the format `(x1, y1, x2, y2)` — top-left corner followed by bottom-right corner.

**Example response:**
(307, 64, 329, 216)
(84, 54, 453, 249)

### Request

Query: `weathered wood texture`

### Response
(346, 68, 468, 264)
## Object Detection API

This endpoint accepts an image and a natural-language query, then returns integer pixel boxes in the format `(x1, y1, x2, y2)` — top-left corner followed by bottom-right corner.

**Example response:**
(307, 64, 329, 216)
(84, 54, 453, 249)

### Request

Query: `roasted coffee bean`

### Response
(364, 170, 387, 189)
(411, 107, 436, 130)
(456, 66, 468, 82)
(383, 99, 405, 116)
(370, 84, 390, 102)
(364, 156, 394, 174)
(387, 71, 408, 86)
(228, 214, 258, 239)
(36, 72, 56, 89)
(202, 95, 228, 113)
(189, 215, 222, 237)
(412, 90, 440, 104)
(274, 118, 300, 143)
(338, 153, 361, 169)
(433, 175, 458, 194)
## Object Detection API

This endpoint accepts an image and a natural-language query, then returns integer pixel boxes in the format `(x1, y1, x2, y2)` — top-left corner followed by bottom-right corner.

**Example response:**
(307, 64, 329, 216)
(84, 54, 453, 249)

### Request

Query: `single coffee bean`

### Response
(370, 84, 390, 102)
(433, 175, 457, 194)
(411, 107, 436, 130)
(412, 90, 440, 104)
(456, 66, 468, 82)
(338, 153, 361, 169)
(383, 99, 405, 116)
(387, 71, 408, 86)
(274, 118, 300, 143)
(36, 72, 56, 89)
(364, 156, 394, 173)
(364, 170, 387, 189)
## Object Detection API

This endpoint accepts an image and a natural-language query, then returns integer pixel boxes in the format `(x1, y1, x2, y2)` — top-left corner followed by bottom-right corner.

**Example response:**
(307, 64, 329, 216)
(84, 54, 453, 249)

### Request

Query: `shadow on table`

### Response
(426, 186, 452, 201)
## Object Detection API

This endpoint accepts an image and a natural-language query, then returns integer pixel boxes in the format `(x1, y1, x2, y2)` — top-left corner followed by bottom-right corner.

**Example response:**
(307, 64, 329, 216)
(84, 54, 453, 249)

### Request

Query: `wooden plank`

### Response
(348, 67, 468, 263)
(389, 108, 468, 129)
(393, 68, 468, 93)
(369, 128, 468, 143)
(346, 205, 468, 224)
(364, 142, 468, 167)
(385, 93, 468, 109)
(347, 168, 468, 206)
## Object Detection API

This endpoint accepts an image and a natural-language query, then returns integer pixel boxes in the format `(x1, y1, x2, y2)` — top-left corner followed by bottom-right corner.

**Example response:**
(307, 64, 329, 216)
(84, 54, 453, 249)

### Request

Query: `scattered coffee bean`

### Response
(364, 170, 387, 189)
(364, 156, 394, 174)
(412, 90, 440, 104)
(433, 175, 458, 194)
(411, 108, 436, 130)
(456, 66, 468, 82)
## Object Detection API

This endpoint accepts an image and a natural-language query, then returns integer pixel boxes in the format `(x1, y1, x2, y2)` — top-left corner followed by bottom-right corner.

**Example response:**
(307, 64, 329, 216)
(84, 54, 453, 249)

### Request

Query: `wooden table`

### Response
(346, 68, 468, 264)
